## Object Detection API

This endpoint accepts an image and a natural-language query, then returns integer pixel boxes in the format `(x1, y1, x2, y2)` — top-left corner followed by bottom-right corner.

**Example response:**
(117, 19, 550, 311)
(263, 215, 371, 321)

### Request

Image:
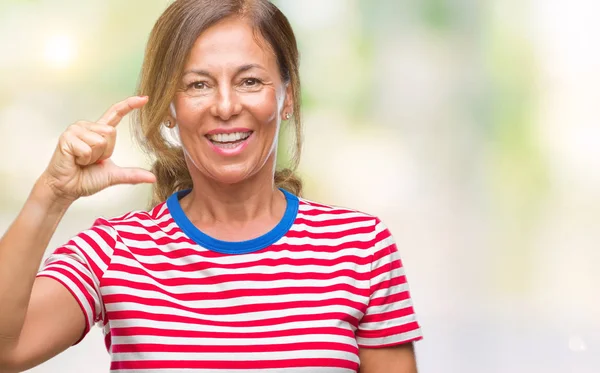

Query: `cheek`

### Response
(244, 88, 281, 123)
(173, 95, 211, 125)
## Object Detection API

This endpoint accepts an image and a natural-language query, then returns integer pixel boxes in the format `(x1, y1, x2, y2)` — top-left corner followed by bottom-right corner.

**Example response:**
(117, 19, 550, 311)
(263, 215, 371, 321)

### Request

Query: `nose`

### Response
(210, 84, 242, 121)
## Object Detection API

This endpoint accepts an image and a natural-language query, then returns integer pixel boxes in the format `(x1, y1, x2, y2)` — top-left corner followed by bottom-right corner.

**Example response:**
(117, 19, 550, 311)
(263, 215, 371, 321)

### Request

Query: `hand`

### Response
(40, 96, 156, 203)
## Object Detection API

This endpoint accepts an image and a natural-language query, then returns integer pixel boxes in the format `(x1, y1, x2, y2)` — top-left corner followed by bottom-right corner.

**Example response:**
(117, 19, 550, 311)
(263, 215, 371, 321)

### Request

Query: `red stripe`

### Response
(357, 333, 422, 348)
(297, 206, 366, 216)
(112, 341, 358, 354)
(295, 216, 374, 227)
(107, 263, 371, 285)
(356, 321, 421, 339)
(108, 310, 360, 329)
(107, 254, 371, 272)
(117, 224, 374, 245)
(122, 238, 375, 259)
(368, 288, 411, 308)
(370, 260, 403, 281)
(360, 306, 415, 324)
(47, 259, 95, 290)
(285, 226, 374, 239)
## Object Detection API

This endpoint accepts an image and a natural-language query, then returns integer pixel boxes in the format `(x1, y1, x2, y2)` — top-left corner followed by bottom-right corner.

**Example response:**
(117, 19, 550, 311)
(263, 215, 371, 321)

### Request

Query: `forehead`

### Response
(185, 17, 276, 70)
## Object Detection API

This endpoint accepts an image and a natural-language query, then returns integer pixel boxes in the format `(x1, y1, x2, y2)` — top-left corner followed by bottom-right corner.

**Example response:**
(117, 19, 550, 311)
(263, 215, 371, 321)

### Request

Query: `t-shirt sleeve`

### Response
(36, 218, 116, 343)
(356, 218, 423, 348)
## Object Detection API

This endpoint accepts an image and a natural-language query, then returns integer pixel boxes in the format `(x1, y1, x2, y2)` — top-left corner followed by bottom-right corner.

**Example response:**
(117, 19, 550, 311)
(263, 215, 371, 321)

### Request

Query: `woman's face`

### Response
(172, 17, 292, 186)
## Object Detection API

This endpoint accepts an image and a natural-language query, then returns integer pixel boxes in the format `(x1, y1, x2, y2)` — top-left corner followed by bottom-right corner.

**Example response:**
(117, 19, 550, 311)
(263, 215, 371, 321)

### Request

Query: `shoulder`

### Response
(96, 200, 168, 229)
(298, 196, 375, 218)
(295, 196, 391, 238)
(83, 201, 170, 242)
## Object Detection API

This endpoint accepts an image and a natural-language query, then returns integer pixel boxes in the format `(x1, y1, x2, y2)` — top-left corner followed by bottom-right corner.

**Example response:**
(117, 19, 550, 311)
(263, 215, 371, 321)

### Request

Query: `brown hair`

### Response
(132, 0, 303, 207)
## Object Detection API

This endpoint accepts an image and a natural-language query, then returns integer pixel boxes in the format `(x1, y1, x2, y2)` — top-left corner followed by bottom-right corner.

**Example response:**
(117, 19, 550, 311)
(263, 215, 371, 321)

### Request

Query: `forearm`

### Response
(0, 178, 71, 342)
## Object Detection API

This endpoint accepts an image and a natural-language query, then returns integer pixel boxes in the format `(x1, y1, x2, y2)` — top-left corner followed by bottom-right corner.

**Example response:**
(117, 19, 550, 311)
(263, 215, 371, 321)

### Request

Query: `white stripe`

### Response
(288, 219, 375, 234)
(370, 267, 407, 290)
(295, 211, 372, 222)
(358, 313, 417, 331)
(105, 302, 365, 323)
(114, 229, 376, 250)
(373, 221, 391, 236)
(115, 220, 181, 236)
(112, 246, 373, 267)
(110, 210, 172, 227)
(111, 349, 359, 363)
(370, 281, 410, 301)
(113, 256, 370, 278)
(102, 272, 370, 294)
(71, 230, 113, 271)
(356, 327, 422, 347)
(276, 233, 374, 247)
(371, 236, 395, 256)
(102, 286, 368, 310)
(111, 333, 357, 347)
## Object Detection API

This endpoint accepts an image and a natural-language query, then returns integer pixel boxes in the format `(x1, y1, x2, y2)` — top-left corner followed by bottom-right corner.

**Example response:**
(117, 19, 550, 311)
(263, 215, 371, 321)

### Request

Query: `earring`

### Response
(285, 113, 291, 120)
(164, 119, 175, 128)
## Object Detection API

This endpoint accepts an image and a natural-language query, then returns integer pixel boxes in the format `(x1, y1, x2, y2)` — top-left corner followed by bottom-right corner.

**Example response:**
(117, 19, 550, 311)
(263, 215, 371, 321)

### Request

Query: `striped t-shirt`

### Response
(38, 189, 422, 372)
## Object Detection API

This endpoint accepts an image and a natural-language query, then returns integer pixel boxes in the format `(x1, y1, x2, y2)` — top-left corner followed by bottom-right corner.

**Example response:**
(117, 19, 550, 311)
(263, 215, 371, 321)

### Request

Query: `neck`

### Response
(180, 157, 284, 226)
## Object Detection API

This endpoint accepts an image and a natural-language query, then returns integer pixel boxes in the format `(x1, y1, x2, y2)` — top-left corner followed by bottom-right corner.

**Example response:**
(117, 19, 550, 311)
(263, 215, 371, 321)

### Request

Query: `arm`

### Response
(355, 218, 423, 373)
(0, 96, 154, 372)
(0, 183, 85, 372)
(359, 343, 417, 373)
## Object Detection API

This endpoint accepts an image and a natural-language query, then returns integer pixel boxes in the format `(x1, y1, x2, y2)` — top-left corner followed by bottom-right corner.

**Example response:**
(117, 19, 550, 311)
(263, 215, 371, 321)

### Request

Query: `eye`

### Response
(242, 78, 261, 87)
(190, 81, 207, 90)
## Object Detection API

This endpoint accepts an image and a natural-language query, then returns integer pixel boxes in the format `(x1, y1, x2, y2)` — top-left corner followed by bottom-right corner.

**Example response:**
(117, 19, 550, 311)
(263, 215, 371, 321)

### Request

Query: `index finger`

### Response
(97, 96, 148, 127)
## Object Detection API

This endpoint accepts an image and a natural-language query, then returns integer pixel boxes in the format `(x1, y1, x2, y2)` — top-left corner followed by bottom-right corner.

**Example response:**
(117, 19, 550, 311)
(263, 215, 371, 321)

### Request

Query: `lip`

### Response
(205, 131, 254, 156)
(205, 127, 253, 135)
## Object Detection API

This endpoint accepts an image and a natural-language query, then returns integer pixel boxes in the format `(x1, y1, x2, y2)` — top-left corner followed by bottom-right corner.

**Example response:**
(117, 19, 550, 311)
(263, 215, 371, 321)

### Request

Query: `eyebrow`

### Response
(183, 64, 264, 78)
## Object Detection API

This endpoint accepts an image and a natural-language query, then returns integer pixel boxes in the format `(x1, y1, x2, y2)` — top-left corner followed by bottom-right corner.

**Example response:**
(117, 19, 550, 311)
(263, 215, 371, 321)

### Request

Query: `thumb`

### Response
(108, 165, 157, 186)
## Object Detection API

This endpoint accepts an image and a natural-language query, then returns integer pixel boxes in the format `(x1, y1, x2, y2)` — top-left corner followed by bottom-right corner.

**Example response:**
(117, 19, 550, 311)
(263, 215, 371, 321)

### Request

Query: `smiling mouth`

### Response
(206, 131, 253, 149)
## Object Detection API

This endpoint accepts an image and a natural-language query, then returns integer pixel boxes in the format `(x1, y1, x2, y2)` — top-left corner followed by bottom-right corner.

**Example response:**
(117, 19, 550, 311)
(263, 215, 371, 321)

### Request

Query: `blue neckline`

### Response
(166, 188, 299, 254)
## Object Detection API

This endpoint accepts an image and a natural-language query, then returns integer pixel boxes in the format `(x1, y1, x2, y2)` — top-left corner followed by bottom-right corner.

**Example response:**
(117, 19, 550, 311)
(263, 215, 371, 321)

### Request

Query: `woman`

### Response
(0, 1, 422, 372)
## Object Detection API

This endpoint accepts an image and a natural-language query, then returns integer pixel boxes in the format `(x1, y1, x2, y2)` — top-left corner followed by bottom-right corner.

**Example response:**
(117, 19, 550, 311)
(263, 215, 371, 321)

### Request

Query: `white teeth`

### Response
(207, 132, 252, 143)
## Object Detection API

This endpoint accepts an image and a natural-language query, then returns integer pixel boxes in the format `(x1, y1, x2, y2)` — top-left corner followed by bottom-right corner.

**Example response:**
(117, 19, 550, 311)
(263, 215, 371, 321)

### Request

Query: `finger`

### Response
(75, 122, 116, 161)
(68, 122, 109, 163)
(75, 121, 116, 137)
(107, 165, 157, 186)
(97, 96, 148, 127)
(77, 130, 108, 164)
(62, 135, 93, 166)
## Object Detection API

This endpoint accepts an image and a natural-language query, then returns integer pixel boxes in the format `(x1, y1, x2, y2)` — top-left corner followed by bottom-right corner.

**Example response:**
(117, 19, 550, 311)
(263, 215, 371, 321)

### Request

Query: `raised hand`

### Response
(41, 96, 156, 203)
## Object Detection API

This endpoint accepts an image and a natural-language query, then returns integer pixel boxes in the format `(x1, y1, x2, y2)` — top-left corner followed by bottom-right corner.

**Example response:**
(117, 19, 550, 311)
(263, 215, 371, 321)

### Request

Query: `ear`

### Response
(281, 83, 294, 120)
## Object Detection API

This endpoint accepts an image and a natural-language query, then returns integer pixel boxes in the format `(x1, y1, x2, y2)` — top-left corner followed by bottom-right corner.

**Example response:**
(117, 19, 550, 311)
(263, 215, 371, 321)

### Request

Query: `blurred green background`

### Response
(1, 0, 599, 372)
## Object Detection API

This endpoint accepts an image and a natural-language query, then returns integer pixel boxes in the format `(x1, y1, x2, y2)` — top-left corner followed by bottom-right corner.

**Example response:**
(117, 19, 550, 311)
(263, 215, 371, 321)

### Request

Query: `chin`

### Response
(206, 166, 256, 185)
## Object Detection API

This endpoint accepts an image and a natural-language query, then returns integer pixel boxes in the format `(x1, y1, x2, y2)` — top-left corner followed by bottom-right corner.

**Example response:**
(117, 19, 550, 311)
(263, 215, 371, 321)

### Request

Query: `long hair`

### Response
(132, 0, 303, 207)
